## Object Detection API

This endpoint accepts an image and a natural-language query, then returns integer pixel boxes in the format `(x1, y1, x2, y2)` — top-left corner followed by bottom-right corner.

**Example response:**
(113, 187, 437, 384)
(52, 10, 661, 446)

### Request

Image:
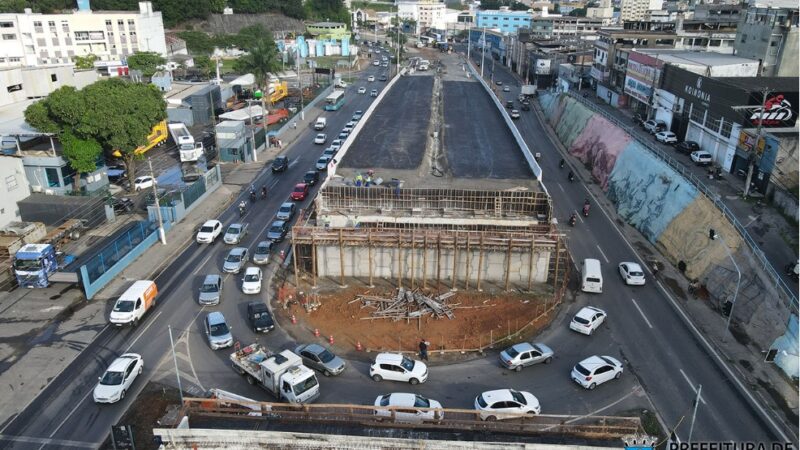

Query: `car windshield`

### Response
(294, 186, 305, 192)
(226, 226, 240, 235)
(269, 225, 283, 234)
(13, 259, 41, 271)
(630, 270, 644, 277)
(99, 370, 124, 386)
(292, 375, 319, 396)
(256, 244, 270, 254)
(209, 322, 229, 336)
(601, 356, 616, 365)
(477, 395, 488, 408)
(200, 283, 218, 293)
(199, 226, 214, 233)
(505, 346, 520, 358)
(414, 395, 430, 408)
(226, 253, 241, 263)
(244, 273, 260, 282)
(509, 389, 526, 405)
(318, 349, 335, 363)
(113, 300, 135, 312)
(280, 206, 291, 214)
(400, 356, 415, 371)
(574, 316, 590, 325)
(379, 394, 391, 406)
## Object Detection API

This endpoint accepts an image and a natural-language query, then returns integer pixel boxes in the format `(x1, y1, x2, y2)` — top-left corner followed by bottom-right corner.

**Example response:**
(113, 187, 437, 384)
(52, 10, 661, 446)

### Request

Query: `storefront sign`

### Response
(742, 93, 798, 128)
(624, 76, 652, 103)
(737, 130, 766, 155)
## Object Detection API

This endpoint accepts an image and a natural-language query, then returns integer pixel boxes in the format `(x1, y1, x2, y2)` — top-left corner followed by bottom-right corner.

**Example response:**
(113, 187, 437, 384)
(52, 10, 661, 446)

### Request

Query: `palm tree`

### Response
(234, 38, 281, 89)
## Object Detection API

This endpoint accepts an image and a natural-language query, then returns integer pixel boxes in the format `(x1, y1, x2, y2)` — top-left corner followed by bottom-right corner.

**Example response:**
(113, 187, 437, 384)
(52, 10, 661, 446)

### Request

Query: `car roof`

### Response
(375, 352, 404, 364)
(510, 342, 534, 352)
(244, 266, 260, 275)
(207, 311, 226, 324)
(294, 183, 307, 188)
(248, 301, 268, 312)
(301, 343, 326, 354)
(481, 389, 516, 403)
(256, 240, 271, 247)
(107, 354, 139, 372)
(202, 274, 221, 283)
(385, 392, 418, 406)
(228, 223, 242, 228)
(576, 306, 603, 319)
(578, 355, 616, 369)
(621, 262, 642, 271)
(202, 220, 220, 227)
(229, 247, 247, 255)
(280, 202, 294, 208)
(271, 220, 286, 226)
(275, 156, 288, 161)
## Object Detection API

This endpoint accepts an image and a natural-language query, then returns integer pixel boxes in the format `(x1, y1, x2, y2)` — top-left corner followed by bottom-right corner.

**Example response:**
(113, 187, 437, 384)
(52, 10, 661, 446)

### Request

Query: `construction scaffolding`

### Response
(291, 226, 569, 292)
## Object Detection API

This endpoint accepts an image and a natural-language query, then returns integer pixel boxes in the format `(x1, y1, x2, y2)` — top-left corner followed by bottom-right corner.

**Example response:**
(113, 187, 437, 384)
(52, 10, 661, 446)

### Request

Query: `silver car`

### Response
(223, 223, 248, 244)
(276, 202, 296, 221)
(499, 342, 554, 371)
(295, 343, 346, 376)
(198, 274, 223, 305)
(252, 241, 272, 265)
(205, 311, 233, 350)
(223, 247, 248, 273)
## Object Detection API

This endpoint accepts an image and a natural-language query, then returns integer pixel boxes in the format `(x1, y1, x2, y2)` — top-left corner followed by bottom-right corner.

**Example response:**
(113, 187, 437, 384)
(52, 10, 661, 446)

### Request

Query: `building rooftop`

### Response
(164, 82, 217, 104)
(721, 77, 799, 92)
(636, 49, 758, 66)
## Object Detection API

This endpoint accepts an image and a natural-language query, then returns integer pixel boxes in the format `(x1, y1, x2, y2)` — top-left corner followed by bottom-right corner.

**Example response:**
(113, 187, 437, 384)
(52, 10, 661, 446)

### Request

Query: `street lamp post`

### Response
(480, 27, 486, 78)
(709, 229, 741, 338)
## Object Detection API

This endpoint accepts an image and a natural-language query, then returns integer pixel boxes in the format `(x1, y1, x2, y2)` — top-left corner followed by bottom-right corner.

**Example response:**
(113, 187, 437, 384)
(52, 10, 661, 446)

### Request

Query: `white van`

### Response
(314, 117, 327, 130)
(581, 259, 603, 293)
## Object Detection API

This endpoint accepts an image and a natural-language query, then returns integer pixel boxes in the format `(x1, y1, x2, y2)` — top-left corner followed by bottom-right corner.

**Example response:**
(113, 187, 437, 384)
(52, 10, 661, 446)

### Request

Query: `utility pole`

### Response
(688, 384, 702, 441)
(396, 9, 401, 78)
(297, 48, 304, 121)
(481, 27, 486, 78)
(248, 99, 257, 162)
(148, 157, 166, 245)
(743, 88, 769, 198)
(466, 25, 471, 61)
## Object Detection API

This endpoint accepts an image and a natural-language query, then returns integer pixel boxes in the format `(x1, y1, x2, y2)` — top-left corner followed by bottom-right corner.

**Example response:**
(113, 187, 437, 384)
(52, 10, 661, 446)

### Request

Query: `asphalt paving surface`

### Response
(341, 75, 433, 170)
(442, 80, 531, 179)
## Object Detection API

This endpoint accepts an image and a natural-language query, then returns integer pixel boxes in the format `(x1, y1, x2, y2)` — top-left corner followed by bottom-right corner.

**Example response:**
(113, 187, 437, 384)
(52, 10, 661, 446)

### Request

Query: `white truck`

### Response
(520, 85, 537, 97)
(314, 117, 327, 130)
(168, 122, 205, 162)
(418, 59, 430, 71)
(230, 344, 320, 404)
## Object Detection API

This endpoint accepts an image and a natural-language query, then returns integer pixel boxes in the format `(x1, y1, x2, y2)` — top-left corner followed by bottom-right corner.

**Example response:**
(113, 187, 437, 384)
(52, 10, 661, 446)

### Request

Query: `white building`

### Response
(620, 0, 663, 22)
(397, 0, 447, 34)
(0, 64, 98, 108)
(0, 156, 30, 229)
(0, 1, 166, 69)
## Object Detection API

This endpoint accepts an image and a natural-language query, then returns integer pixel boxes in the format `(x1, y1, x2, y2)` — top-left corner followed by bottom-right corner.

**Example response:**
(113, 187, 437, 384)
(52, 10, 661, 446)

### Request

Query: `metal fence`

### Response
(562, 91, 798, 311)
(181, 174, 207, 209)
(83, 221, 158, 284)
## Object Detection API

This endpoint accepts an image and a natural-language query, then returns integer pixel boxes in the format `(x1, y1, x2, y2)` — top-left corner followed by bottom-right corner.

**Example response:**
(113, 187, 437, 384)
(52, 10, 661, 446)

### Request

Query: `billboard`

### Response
(534, 59, 551, 75)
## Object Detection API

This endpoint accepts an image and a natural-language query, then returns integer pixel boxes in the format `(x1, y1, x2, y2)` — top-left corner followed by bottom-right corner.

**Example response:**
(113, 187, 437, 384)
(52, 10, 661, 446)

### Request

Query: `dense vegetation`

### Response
(478, 0, 530, 11)
(0, 0, 348, 28)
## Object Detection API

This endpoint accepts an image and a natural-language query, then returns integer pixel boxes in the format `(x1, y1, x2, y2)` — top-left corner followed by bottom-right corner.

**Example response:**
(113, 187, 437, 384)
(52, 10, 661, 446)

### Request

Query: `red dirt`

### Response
(276, 280, 559, 355)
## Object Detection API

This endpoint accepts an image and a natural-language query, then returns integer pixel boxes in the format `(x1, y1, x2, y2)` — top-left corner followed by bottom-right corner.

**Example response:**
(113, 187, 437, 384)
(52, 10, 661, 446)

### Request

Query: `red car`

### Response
(290, 183, 309, 201)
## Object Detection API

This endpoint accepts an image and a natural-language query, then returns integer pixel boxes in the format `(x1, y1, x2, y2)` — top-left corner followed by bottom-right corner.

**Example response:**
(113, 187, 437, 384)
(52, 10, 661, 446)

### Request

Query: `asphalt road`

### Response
(471, 50, 790, 443)
(0, 51, 792, 448)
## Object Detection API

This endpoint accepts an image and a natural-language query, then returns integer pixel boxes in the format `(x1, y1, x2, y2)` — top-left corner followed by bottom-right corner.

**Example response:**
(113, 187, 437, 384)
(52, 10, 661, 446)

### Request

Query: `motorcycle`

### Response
(582, 202, 590, 217)
(569, 214, 577, 227)
(559, 159, 565, 169)
(568, 172, 574, 182)
(249, 190, 257, 203)
(261, 186, 268, 200)
(238, 201, 246, 217)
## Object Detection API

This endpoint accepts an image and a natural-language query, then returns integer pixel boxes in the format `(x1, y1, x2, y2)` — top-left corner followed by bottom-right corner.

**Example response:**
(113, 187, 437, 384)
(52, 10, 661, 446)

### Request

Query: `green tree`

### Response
(568, 7, 587, 16)
(60, 133, 103, 192)
(74, 54, 98, 70)
(126, 51, 166, 78)
(233, 37, 280, 88)
(193, 55, 214, 78)
(178, 31, 215, 54)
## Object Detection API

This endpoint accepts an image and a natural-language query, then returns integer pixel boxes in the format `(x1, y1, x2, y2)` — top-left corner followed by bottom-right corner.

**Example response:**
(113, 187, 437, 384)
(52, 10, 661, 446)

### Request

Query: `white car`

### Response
(618, 262, 645, 285)
(331, 139, 343, 150)
(369, 353, 428, 385)
(571, 355, 623, 390)
(314, 133, 327, 145)
(374, 393, 443, 422)
(474, 389, 540, 420)
(368, 75, 375, 82)
(358, 86, 367, 94)
(655, 131, 678, 144)
(370, 89, 378, 97)
(133, 176, 156, 192)
(569, 306, 607, 336)
(503, 86, 510, 92)
(373, 61, 380, 66)
(241, 267, 263, 294)
(690, 150, 713, 166)
(93, 353, 143, 403)
(196, 219, 223, 244)
(510, 109, 520, 119)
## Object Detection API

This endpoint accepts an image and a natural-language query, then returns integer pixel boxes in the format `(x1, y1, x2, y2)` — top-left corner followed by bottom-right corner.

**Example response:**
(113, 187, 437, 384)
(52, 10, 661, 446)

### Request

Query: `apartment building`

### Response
(476, 8, 533, 34)
(620, 0, 664, 22)
(397, 0, 447, 33)
(0, 1, 166, 69)
(734, 1, 799, 76)
(529, 16, 604, 41)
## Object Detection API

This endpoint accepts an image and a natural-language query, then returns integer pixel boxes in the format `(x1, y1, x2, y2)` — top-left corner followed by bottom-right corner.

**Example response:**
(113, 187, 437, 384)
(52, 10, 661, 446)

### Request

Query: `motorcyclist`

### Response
(568, 171, 574, 182)
(583, 199, 590, 216)
(249, 188, 256, 203)
(559, 159, 565, 168)
(238, 200, 246, 216)
(261, 185, 267, 199)
(569, 213, 577, 227)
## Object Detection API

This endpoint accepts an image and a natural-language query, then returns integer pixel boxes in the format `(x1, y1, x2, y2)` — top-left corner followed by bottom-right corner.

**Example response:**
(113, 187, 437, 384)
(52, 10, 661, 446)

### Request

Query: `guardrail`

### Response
(562, 90, 798, 311)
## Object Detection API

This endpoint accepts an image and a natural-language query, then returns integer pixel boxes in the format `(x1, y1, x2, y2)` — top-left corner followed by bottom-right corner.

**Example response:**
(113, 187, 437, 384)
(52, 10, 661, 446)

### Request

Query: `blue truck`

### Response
(13, 243, 59, 288)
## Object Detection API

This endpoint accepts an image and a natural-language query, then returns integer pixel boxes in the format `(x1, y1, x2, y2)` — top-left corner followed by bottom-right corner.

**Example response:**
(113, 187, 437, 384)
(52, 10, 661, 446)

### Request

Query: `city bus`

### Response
(324, 90, 346, 111)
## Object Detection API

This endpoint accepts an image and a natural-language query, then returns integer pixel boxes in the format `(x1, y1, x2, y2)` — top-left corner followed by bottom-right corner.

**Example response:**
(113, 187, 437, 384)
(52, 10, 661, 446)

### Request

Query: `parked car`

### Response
(222, 247, 248, 273)
(133, 176, 156, 192)
(496, 81, 503, 86)
(338, 131, 349, 140)
(373, 61, 380, 66)
(271, 156, 289, 173)
(304, 171, 320, 186)
(346, 120, 357, 128)
(276, 202, 296, 221)
(290, 183, 309, 201)
(111, 197, 134, 214)
(503, 86, 510, 92)
(499, 342, 554, 371)
(655, 131, 678, 144)
(241, 266, 263, 294)
(223, 223, 248, 244)
(379, 75, 387, 81)
(331, 139, 343, 150)
(314, 133, 327, 145)
(93, 353, 143, 404)
(369, 353, 428, 384)
(196, 219, 223, 244)
(204, 311, 233, 350)
(618, 262, 646, 285)
(316, 156, 332, 171)
(323, 148, 336, 160)
(252, 241, 272, 265)
(353, 111, 364, 120)
(358, 86, 367, 94)
(690, 150, 713, 166)
(368, 75, 375, 82)
(569, 306, 607, 336)
(247, 301, 274, 333)
(474, 389, 540, 420)
(571, 355, 623, 390)
(505, 101, 514, 109)
(370, 89, 378, 97)
(267, 220, 289, 242)
(643, 119, 666, 134)
(675, 140, 700, 154)
(510, 110, 520, 119)
(198, 274, 223, 305)
(374, 393, 443, 422)
(295, 343, 346, 376)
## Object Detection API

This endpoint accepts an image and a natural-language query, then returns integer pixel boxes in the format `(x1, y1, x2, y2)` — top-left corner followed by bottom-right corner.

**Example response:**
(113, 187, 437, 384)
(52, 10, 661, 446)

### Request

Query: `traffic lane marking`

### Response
(629, 298, 653, 329)
(679, 368, 707, 405)
(595, 244, 610, 263)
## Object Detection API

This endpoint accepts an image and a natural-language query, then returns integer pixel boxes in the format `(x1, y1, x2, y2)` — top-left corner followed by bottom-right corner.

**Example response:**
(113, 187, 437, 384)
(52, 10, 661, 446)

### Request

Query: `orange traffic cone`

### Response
(329, 335, 334, 345)
(314, 328, 320, 337)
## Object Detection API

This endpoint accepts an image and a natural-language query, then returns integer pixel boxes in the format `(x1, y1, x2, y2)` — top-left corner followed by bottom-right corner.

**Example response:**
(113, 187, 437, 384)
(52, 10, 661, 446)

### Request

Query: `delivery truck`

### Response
(109, 280, 158, 327)
(229, 343, 320, 404)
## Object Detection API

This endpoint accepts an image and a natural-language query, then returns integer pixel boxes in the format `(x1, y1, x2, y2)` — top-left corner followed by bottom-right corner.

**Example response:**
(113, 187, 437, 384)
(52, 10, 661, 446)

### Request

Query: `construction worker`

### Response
(365, 175, 372, 187)
(355, 173, 363, 187)
(354, 216, 360, 228)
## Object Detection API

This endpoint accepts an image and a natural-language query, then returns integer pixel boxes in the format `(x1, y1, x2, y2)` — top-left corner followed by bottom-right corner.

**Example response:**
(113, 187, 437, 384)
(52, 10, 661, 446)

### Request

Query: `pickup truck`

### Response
(223, 223, 248, 244)
(230, 344, 320, 403)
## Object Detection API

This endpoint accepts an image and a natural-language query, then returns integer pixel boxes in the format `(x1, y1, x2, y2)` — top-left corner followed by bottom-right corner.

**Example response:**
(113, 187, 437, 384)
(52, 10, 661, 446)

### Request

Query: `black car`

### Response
(505, 101, 514, 109)
(271, 156, 289, 173)
(521, 102, 531, 111)
(675, 140, 700, 155)
(378, 75, 387, 82)
(111, 196, 134, 214)
(304, 170, 320, 186)
(247, 302, 274, 333)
